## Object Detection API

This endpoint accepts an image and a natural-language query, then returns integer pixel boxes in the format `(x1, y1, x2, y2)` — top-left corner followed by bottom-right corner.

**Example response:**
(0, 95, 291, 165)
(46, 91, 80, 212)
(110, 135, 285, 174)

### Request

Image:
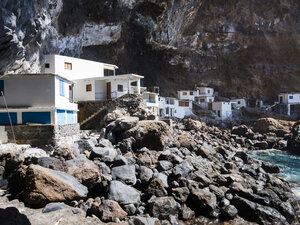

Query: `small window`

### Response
(59, 79, 64, 96)
(64, 62, 72, 70)
(117, 84, 123, 92)
(190, 91, 193, 95)
(45, 63, 50, 68)
(289, 96, 293, 100)
(238, 101, 241, 104)
(0, 80, 4, 96)
(86, 84, 92, 92)
(183, 92, 187, 95)
(69, 85, 72, 91)
(208, 90, 211, 94)
(200, 99, 205, 103)
(179, 101, 189, 107)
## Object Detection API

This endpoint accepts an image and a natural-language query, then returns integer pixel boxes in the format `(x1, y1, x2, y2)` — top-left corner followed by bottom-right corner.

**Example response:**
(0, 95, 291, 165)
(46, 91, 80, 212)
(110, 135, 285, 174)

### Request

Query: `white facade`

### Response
(231, 98, 247, 109)
(74, 74, 143, 101)
(196, 87, 214, 97)
(158, 97, 176, 118)
(212, 102, 232, 120)
(195, 96, 214, 104)
(174, 100, 193, 119)
(0, 74, 78, 125)
(42, 54, 117, 81)
(143, 92, 159, 116)
(278, 93, 300, 105)
(177, 90, 196, 101)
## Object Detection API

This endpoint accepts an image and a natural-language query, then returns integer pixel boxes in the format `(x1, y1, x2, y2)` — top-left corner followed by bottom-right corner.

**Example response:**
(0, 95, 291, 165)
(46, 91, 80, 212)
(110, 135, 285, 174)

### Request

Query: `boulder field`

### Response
(0, 116, 299, 225)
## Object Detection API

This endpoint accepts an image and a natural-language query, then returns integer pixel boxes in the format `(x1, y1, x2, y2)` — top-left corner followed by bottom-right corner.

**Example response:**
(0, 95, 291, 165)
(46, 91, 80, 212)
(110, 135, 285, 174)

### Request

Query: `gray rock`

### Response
(112, 155, 128, 167)
(157, 160, 173, 172)
(139, 166, 153, 183)
(153, 173, 169, 188)
(90, 147, 117, 162)
(172, 162, 194, 177)
(23, 148, 48, 159)
(148, 196, 180, 217)
(36, 157, 68, 172)
(171, 187, 190, 203)
(108, 180, 141, 205)
(112, 165, 136, 185)
(221, 205, 238, 220)
(42, 202, 68, 213)
(76, 139, 95, 152)
(187, 188, 217, 212)
(129, 216, 159, 225)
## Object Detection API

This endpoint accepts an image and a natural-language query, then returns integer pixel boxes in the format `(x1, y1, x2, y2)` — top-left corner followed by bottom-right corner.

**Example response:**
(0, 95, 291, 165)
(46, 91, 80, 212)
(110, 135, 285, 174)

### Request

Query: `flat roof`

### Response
(1, 73, 74, 83)
(279, 93, 300, 95)
(178, 90, 195, 92)
(91, 73, 144, 81)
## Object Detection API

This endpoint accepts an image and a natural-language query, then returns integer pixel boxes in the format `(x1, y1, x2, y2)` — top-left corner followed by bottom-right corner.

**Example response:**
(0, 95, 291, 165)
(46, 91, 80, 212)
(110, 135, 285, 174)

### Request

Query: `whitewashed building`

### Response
(143, 92, 159, 116)
(42, 55, 144, 102)
(231, 98, 247, 109)
(278, 93, 300, 105)
(174, 100, 193, 119)
(0, 74, 78, 126)
(212, 102, 232, 120)
(177, 90, 196, 101)
(196, 87, 214, 97)
(158, 97, 176, 118)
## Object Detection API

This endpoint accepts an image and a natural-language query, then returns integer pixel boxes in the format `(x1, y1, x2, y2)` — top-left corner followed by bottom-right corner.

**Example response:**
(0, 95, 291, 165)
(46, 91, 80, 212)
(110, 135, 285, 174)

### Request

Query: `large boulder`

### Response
(22, 165, 88, 206)
(51, 144, 77, 160)
(287, 121, 300, 154)
(23, 148, 48, 160)
(97, 200, 127, 222)
(108, 181, 140, 205)
(36, 157, 68, 172)
(187, 188, 217, 213)
(66, 155, 101, 189)
(231, 125, 252, 137)
(252, 118, 294, 136)
(173, 133, 196, 150)
(183, 118, 203, 131)
(111, 165, 136, 185)
(0, 144, 24, 176)
(123, 121, 173, 151)
(148, 196, 180, 217)
(90, 147, 118, 162)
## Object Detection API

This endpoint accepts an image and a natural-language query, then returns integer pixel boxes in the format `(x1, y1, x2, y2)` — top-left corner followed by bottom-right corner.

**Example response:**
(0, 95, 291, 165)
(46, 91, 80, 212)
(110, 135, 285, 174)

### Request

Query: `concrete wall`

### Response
(197, 87, 214, 97)
(178, 91, 195, 101)
(42, 55, 111, 80)
(174, 100, 193, 119)
(231, 99, 247, 108)
(0, 75, 55, 108)
(0, 124, 79, 147)
(55, 77, 78, 111)
(73, 79, 96, 101)
(278, 94, 300, 104)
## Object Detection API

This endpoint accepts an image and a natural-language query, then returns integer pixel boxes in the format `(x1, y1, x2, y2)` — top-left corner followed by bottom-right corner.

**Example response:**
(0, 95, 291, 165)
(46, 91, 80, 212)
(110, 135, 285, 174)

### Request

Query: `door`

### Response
(280, 96, 283, 104)
(107, 82, 111, 99)
(79, 107, 85, 123)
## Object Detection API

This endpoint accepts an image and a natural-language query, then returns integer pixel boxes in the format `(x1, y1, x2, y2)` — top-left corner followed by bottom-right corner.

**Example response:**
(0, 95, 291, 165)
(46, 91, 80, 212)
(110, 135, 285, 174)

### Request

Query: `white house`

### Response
(196, 87, 214, 97)
(0, 74, 78, 125)
(42, 54, 118, 80)
(143, 92, 159, 116)
(174, 100, 193, 119)
(212, 102, 232, 120)
(278, 93, 300, 105)
(177, 90, 196, 101)
(73, 74, 144, 101)
(231, 98, 247, 109)
(158, 97, 176, 118)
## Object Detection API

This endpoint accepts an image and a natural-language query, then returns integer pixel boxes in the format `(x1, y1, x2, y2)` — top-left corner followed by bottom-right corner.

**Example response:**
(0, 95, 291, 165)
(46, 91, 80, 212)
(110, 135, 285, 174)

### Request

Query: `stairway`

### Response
(80, 106, 106, 127)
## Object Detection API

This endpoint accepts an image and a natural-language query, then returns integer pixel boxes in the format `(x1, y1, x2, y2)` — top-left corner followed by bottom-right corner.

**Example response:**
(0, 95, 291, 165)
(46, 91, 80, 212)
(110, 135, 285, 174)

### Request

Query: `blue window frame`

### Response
(22, 112, 51, 124)
(59, 79, 65, 96)
(0, 80, 4, 96)
(67, 111, 73, 124)
(289, 95, 293, 100)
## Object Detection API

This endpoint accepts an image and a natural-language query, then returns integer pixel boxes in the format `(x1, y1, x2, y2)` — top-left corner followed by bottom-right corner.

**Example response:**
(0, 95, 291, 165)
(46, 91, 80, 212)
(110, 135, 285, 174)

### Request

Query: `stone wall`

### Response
(78, 100, 111, 122)
(3, 124, 79, 148)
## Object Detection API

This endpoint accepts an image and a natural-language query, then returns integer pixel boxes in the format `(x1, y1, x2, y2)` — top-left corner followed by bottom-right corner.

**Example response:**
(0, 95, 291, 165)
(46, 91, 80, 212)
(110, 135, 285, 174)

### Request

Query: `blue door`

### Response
(67, 111, 73, 124)
(57, 110, 66, 125)
(0, 112, 17, 125)
(22, 112, 51, 124)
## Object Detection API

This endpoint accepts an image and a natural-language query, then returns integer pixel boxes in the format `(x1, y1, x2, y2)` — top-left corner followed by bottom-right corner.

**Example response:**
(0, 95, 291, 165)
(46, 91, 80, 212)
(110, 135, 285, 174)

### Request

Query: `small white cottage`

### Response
(212, 102, 232, 120)
(278, 93, 300, 105)
(0, 74, 78, 125)
(177, 90, 196, 101)
(231, 98, 247, 109)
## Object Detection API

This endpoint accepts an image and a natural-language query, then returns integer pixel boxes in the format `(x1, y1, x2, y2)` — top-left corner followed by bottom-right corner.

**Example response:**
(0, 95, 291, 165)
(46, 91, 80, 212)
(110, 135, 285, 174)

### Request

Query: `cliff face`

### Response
(1, 0, 300, 101)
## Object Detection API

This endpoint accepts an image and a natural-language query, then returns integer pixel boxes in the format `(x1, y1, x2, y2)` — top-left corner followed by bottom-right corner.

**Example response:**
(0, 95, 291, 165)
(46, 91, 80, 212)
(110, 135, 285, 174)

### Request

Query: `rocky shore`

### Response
(0, 96, 299, 225)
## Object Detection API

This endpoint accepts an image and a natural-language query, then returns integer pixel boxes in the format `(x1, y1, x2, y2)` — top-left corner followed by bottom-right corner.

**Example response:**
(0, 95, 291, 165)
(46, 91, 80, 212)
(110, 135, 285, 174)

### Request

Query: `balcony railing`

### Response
(146, 99, 156, 104)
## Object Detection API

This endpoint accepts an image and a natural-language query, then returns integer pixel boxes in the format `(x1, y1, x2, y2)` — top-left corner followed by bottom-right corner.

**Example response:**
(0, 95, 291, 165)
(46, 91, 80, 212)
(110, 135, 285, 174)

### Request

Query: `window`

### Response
(182, 92, 187, 95)
(289, 96, 293, 100)
(179, 101, 189, 107)
(117, 84, 123, 92)
(209, 98, 212, 103)
(59, 79, 64, 96)
(238, 101, 241, 104)
(86, 84, 92, 92)
(64, 62, 72, 70)
(0, 80, 4, 96)
(154, 87, 159, 93)
(208, 90, 211, 94)
(200, 99, 205, 103)
(190, 91, 194, 95)
(166, 108, 169, 114)
(45, 63, 50, 68)
(69, 85, 72, 91)
(104, 69, 114, 76)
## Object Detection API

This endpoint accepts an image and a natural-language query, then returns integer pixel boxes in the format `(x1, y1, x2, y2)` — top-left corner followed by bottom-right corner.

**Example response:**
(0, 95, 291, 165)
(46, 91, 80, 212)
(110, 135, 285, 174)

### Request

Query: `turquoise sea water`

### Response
(248, 149, 300, 199)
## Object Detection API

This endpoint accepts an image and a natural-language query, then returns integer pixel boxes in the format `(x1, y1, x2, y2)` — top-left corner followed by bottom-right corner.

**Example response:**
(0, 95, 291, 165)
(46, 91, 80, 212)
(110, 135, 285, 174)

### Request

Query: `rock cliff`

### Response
(1, 0, 300, 100)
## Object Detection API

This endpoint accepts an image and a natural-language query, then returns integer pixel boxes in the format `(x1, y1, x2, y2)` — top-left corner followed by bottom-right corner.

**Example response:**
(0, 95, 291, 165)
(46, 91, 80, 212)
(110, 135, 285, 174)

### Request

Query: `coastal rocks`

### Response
(66, 156, 101, 189)
(187, 188, 217, 213)
(97, 200, 127, 222)
(124, 121, 173, 151)
(90, 147, 117, 162)
(0, 144, 24, 175)
(183, 118, 203, 131)
(51, 144, 77, 160)
(108, 180, 141, 205)
(252, 118, 294, 136)
(261, 162, 281, 173)
(287, 121, 300, 154)
(148, 196, 180, 217)
(22, 165, 88, 206)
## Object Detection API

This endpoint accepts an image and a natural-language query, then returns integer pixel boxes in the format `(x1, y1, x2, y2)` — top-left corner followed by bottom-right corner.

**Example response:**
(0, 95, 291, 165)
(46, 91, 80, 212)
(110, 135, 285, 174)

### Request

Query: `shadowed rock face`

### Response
(1, 0, 300, 100)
